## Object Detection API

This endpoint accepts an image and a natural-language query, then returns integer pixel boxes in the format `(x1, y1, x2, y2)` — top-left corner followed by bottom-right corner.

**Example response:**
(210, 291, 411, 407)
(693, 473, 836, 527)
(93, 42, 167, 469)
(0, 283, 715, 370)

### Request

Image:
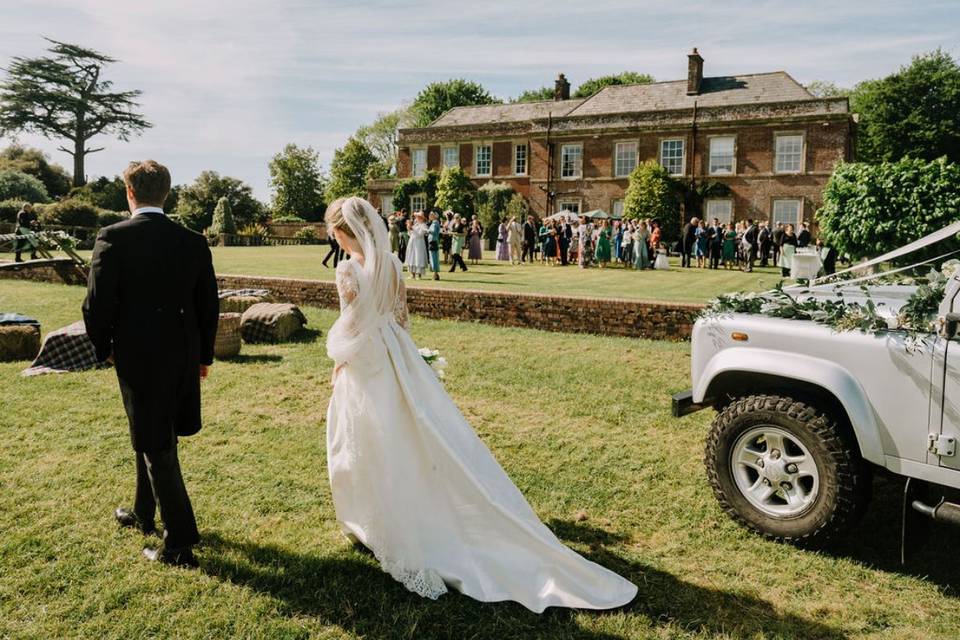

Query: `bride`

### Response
(324, 197, 637, 613)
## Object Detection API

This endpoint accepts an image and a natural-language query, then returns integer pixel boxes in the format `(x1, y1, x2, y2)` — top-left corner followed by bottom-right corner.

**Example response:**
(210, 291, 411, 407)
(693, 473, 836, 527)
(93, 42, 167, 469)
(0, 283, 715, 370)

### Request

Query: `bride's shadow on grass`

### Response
(199, 524, 847, 640)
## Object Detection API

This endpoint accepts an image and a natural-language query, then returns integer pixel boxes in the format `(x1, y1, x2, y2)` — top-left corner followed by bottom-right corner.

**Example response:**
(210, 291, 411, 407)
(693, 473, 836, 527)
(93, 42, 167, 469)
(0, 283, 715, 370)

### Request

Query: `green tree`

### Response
(0, 169, 50, 203)
(411, 79, 499, 127)
(0, 39, 150, 186)
(355, 106, 415, 172)
(210, 196, 236, 235)
(69, 175, 128, 211)
(268, 144, 326, 220)
(817, 157, 960, 262)
(572, 72, 654, 98)
(504, 193, 529, 220)
(513, 87, 554, 103)
(623, 160, 675, 221)
(434, 166, 475, 216)
(327, 137, 377, 200)
(176, 171, 264, 231)
(0, 144, 71, 197)
(475, 182, 514, 245)
(850, 49, 960, 163)
(393, 171, 440, 213)
(805, 80, 849, 98)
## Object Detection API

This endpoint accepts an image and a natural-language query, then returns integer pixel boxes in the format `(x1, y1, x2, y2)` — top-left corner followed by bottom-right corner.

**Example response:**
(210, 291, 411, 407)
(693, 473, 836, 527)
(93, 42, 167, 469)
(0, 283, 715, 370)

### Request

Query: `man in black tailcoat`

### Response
(82, 160, 219, 567)
(680, 217, 698, 268)
(522, 215, 538, 263)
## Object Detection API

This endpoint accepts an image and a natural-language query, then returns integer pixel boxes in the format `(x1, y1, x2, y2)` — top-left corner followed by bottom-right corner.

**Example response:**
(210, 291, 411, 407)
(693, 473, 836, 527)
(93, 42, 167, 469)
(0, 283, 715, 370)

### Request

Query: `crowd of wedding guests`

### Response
(322, 207, 836, 280)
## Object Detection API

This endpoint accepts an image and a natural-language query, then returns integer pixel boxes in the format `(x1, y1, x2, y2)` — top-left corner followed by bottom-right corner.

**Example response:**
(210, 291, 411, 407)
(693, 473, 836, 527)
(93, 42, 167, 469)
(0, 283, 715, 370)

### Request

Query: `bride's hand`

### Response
(331, 363, 345, 385)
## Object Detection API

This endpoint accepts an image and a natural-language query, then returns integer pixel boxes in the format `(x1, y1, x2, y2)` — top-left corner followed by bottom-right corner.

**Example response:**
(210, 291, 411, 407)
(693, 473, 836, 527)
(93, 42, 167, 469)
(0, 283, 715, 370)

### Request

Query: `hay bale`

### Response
(214, 313, 242, 360)
(0, 325, 41, 362)
(220, 295, 267, 314)
(240, 303, 307, 343)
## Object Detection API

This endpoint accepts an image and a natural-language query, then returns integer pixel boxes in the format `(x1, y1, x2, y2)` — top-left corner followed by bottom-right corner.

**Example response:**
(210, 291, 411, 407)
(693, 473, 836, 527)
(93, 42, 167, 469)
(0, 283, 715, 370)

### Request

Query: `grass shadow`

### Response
(286, 328, 323, 344)
(229, 354, 284, 364)
(199, 528, 847, 640)
(823, 472, 960, 595)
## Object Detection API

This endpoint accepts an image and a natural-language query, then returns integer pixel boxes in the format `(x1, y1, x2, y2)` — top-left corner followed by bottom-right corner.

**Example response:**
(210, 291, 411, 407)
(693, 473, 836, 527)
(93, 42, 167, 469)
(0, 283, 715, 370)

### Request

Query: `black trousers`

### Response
(449, 253, 467, 272)
(681, 249, 692, 268)
(322, 240, 340, 267)
(759, 242, 771, 267)
(521, 241, 535, 262)
(14, 235, 36, 261)
(134, 445, 200, 551)
(710, 245, 721, 269)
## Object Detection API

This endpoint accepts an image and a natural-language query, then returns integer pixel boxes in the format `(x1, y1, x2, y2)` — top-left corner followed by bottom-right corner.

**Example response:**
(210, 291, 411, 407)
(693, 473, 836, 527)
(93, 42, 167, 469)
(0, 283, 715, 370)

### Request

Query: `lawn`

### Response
(66, 245, 784, 304)
(1, 279, 957, 640)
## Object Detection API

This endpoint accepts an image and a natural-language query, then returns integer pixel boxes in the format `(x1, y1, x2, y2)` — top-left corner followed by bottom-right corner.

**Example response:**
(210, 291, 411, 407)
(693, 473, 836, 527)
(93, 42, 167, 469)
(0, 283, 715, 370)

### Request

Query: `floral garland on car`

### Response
(701, 260, 959, 342)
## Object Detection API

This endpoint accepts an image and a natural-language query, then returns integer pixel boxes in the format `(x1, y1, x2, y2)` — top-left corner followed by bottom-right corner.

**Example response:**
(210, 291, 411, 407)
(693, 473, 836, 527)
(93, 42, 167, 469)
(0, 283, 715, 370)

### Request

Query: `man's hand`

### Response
(200, 364, 210, 380)
(106, 352, 115, 365)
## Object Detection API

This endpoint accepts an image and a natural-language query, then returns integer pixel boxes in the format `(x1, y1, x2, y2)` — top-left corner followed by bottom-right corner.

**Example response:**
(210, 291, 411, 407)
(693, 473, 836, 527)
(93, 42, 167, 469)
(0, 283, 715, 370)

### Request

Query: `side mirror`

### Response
(943, 312, 960, 340)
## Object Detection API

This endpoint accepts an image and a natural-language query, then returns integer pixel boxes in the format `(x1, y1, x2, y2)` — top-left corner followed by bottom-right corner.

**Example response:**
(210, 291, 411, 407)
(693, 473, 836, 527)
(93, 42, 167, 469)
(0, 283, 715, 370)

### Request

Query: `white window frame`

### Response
(410, 193, 427, 213)
(411, 147, 427, 178)
(708, 135, 736, 176)
(774, 132, 805, 174)
(772, 198, 803, 228)
(659, 138, 685, 176)
(474, 143, 492, 177)
(611, 199, 625, 218)
(380, 194, 394, 216)
(513, 142, 528, 176)
(558, 199, 582, 215)
(442, 145, 459, 169)
(560, 143, 583, 180)
(704, 198, 734, 225)
(613, 140, 638, 178)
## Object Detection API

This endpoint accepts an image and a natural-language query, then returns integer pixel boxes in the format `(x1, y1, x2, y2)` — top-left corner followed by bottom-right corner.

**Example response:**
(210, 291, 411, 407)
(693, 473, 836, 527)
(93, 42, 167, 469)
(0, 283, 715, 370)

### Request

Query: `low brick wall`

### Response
(217, 273, 702, 340)
(0, 258, 88, 286)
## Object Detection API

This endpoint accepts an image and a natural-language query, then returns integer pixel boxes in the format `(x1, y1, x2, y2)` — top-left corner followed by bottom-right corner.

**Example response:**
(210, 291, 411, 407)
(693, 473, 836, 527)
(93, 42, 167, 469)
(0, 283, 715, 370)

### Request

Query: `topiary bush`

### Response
(0, 170, 50, 204)
(293, 227, 319, 244)
(271, 214, 306, 223)
(434, 166, 476, 217)
(818, 157, 960, 262)
(210, 197, 237, 235)
(475, 182, 514, 245)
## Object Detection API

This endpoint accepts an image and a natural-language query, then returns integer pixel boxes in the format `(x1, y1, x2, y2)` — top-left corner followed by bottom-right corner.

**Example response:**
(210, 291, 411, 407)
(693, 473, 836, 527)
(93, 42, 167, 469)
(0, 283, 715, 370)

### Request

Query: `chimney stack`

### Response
(554, 73, 571, 101)
(686, 48, 704, 95)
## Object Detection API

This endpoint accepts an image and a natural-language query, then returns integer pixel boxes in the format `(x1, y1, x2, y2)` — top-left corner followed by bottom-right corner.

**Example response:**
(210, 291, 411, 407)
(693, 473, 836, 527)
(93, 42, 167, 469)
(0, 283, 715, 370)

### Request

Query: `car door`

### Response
(934, 274, 960, 471)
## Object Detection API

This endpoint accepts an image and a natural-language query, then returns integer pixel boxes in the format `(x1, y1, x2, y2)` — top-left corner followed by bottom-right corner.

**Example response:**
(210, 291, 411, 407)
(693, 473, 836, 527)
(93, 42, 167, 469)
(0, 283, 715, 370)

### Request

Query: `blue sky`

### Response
(0, 0, 957, 200)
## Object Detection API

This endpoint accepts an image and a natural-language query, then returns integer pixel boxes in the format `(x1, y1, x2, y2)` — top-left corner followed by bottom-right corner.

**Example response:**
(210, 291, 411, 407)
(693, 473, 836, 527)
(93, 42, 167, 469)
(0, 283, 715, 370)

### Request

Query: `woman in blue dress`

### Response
(695, 220, 709, 268)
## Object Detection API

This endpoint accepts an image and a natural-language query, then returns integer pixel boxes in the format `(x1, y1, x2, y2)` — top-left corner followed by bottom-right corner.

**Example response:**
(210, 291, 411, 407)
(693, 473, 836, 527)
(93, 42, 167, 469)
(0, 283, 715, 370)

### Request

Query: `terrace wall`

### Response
(216, 273, 701, 340)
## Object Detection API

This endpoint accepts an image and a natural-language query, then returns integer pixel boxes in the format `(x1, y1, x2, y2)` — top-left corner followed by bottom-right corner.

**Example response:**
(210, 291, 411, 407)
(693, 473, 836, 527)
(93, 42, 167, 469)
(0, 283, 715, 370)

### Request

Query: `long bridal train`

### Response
(324, 197, 637, 613)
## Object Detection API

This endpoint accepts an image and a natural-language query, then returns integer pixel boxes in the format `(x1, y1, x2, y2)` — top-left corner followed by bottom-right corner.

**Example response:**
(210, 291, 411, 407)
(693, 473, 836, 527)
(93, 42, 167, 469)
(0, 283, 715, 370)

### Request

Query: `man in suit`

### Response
(522, 215, 538, 263)
(322, 234, 340, 268)
(680, 217, 698, 268)
(772, 222, 785, 268)
(758, 221, 772, 267)
(14, 203, 40, 262)
(797, 222, 812, 248)
(83, 160, 219, 568)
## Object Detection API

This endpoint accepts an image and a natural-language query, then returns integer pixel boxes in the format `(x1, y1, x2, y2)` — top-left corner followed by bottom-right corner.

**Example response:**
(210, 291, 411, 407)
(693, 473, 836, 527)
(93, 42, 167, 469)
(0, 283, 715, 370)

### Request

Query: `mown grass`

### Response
(66, 245, 784, 304)
(1, 279, 957, 640)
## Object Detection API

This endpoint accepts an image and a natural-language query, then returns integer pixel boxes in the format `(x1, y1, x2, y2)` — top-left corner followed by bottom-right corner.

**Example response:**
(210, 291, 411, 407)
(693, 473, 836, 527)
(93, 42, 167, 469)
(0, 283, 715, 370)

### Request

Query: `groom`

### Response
(82, 160, 219, 567)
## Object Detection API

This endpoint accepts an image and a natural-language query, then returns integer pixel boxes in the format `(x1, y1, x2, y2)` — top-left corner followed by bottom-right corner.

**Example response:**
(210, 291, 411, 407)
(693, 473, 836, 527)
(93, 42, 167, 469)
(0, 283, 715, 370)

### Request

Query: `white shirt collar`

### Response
(133, 206, 165, 217)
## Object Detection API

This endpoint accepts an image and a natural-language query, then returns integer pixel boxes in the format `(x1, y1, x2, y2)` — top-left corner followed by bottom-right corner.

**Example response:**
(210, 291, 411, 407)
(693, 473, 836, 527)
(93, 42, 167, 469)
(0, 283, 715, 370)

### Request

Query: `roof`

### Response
(428, 98, 586, 127)
(423, 72, 817, 129)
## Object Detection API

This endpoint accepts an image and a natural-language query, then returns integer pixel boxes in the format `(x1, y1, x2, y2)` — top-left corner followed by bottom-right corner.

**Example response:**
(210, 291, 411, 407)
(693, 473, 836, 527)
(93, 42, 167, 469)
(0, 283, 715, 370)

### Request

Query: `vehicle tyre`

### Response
(705, 394, 870, 545)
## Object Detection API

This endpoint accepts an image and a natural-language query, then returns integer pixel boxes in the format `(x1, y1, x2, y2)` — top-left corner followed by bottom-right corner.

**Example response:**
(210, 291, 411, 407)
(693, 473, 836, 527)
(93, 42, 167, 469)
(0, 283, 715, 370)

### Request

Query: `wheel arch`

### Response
(694, 348, 885, 465)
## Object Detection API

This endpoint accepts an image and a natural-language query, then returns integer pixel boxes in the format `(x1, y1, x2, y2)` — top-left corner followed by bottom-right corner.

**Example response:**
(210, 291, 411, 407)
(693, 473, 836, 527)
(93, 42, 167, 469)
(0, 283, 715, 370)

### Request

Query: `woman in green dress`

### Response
(722, 222, 737, 269)
(594, 220, 612, 267)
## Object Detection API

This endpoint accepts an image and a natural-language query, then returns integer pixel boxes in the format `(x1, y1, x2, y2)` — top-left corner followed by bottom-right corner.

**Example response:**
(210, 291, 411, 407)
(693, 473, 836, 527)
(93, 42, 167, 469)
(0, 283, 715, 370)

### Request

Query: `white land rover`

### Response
(674, 257, 960, 546)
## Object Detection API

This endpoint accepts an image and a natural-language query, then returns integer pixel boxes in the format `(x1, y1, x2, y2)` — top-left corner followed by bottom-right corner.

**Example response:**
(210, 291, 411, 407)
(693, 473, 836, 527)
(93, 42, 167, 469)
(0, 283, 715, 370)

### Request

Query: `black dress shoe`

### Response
(142, 546, 199, 568)
(114, 508, 156, 535)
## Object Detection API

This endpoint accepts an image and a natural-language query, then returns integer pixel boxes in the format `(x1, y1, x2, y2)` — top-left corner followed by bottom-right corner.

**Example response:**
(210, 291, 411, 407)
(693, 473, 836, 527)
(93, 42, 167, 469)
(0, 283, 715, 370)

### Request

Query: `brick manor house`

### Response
(367, 49, 854, 229)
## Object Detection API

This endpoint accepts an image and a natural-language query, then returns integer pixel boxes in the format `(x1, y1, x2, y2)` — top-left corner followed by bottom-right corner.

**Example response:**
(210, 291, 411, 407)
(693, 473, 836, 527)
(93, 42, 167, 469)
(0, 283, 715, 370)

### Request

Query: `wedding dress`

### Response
(325, 198, 637, 613)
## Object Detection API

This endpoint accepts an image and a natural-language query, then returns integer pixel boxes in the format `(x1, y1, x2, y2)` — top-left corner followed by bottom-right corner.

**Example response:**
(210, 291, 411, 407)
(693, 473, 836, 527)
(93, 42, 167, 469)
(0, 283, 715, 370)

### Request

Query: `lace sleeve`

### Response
(335, 261, 359, 308)
(393, 277, 410, 330)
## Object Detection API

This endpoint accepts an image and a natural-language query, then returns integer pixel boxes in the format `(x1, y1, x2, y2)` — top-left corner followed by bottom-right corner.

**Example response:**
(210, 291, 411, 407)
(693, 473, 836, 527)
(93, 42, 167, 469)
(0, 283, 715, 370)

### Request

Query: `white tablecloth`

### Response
(791, 253, 822, 280)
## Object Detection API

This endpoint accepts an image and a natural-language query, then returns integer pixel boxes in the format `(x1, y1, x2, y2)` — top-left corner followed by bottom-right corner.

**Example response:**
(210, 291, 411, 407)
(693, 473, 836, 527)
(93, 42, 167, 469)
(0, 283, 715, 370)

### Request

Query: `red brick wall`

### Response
(215, 274, 701, 341)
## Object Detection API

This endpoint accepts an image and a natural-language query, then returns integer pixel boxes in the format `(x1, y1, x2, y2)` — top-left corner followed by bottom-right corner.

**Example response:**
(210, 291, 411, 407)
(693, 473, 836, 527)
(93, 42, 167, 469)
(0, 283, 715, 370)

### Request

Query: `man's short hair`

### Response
(123, 160, 171, 207)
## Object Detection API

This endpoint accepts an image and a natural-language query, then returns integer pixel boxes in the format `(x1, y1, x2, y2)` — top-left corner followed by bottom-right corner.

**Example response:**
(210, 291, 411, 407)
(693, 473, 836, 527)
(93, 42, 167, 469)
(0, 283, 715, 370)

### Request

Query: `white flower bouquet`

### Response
(418, 347, 448, 379)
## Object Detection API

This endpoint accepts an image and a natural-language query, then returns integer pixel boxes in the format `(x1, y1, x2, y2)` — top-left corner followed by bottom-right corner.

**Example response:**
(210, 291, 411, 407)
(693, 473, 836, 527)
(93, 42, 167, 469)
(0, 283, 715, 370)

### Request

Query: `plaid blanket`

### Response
(240, 303, 307, 343)
(219, 288, 271, 299)
(0, 313, 40, 326)
(22, 321, 104, 377)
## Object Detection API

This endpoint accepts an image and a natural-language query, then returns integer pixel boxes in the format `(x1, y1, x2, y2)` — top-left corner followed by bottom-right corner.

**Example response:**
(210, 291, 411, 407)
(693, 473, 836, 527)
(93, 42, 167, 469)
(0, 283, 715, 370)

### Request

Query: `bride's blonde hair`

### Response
(325, 198, 356, 238)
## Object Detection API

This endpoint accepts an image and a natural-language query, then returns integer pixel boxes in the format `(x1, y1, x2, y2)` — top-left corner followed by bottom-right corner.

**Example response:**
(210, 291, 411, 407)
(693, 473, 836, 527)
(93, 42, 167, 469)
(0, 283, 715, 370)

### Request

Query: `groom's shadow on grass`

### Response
(199, 525, 846, 640)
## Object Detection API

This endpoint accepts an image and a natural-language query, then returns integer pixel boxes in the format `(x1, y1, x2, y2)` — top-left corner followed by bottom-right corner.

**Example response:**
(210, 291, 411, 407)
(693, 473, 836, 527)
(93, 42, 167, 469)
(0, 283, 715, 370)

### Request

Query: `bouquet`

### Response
(418, 347, 448, 379)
